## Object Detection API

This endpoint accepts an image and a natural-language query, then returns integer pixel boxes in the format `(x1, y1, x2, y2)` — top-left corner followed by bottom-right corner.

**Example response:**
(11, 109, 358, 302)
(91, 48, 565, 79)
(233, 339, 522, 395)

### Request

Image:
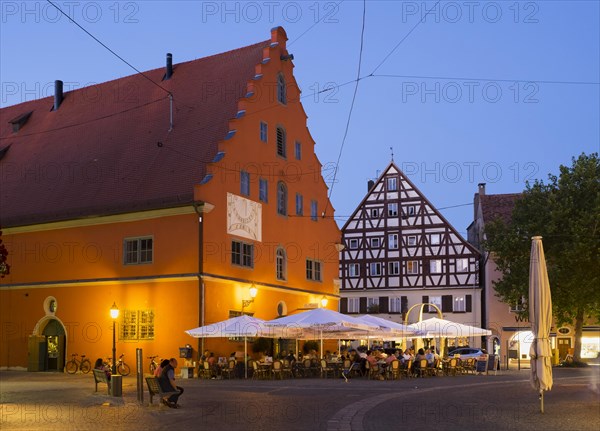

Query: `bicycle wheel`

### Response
(80, 359, 91, 374)
(118, 363, 130, 376)
(66, 360, 78, 374)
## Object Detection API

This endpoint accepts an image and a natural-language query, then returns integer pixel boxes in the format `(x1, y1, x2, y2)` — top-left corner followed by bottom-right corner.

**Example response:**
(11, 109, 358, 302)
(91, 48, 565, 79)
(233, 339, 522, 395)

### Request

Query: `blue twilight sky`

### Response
(1, 1, 599, 235)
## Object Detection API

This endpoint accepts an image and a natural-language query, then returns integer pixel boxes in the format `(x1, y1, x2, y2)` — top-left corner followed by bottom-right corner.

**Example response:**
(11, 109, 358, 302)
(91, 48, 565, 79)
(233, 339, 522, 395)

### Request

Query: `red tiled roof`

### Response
(480, 193, 521, 225)
(0, 39, 269, 227)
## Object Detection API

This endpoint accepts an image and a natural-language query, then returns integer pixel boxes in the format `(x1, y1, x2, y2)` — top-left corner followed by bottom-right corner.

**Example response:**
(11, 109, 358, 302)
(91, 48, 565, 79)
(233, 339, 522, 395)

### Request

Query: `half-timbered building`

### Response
(339, 162, 482, 337)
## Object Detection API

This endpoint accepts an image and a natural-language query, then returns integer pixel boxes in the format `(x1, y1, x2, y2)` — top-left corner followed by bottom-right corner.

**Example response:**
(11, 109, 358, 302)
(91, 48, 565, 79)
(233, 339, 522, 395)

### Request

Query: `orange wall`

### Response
(0, 28, 341, 368)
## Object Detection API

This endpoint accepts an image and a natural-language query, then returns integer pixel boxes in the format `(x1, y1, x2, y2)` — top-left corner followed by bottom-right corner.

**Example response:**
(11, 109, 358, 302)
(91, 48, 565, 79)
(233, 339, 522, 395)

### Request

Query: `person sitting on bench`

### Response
(158, 358, 184, 408)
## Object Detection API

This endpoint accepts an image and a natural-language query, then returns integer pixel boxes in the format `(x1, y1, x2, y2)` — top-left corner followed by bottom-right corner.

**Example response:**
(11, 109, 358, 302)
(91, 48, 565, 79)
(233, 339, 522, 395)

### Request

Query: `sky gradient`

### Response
(2, 1, 599, 234)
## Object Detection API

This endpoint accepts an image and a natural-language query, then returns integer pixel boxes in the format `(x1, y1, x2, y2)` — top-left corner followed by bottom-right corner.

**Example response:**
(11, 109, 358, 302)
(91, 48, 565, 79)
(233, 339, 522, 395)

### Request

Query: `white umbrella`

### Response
(407, 317, 491, 357)
(265, 308, 379, 356)
(407, 317, 492, 338)
(356, 314, 424, 336)
(185, 315, 299, 378)
(529, 236, 553, 413)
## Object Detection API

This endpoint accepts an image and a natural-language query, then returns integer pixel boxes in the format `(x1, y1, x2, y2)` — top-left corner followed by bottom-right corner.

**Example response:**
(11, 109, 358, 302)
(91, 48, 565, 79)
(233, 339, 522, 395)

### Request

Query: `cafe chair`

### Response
(387, 359, 401, 380)
(320, 359, 336, 379)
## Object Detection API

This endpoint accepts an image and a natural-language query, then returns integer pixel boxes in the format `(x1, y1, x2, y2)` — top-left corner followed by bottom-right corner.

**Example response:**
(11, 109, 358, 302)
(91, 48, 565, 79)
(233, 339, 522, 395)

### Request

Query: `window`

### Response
(428, 296, 442, 313)
(456, 258, 469, 272)
(388, 234, 398, 249)
(311, 200, 318, 221)
(367, 297, 379, 308)
(370, 237, 380, 248)
(370, 208, 379, 218)
(407, 260, 419, 274)
(347, 298, 359, 313)
(232, 240, 253, 268)
(387, 177, 398, 191)
(121, 309, 154, 340)
(349, 239, 359, 249)
(348, 263, 360, 277)
(369, 262, 382, 276)
(259, 178, 268, 202)
(124, 237, 153, 265)
(306, 259, 322, 281)
(276, 247, 287, 280)
(276, 127, 287, 158)
(240, 170, 250, 196)
(388, 261, 400, 275)
(454, 295, 466, 312)
(407, 235, 417, 246)
(430, 259, 442, 273)
(260, 121, 268, 142)
(277, 73, 286, 104)
(406, 205, 416, 216)
(430, 234, 441, 245)
(389, 297, 402, 313)
(388, 203, 398, 217)
(277, 182, 287, 215)
(295, 141, 301, 160)
(295, 193, 303, 216)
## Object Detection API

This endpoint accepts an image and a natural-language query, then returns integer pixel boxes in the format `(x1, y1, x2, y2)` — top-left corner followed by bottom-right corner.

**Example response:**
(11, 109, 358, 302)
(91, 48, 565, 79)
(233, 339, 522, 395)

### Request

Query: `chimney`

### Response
(367, 180, 375, 192)
(165, 53, 173, 80)
(474, 183, 486, 220)
(478, 183, 486, 196)
(53, 80, 63, 111)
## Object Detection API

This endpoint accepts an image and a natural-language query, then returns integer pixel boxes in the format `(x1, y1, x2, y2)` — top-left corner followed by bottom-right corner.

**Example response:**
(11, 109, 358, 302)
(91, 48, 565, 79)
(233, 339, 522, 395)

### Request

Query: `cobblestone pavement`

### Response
(1, 367, 598, 430)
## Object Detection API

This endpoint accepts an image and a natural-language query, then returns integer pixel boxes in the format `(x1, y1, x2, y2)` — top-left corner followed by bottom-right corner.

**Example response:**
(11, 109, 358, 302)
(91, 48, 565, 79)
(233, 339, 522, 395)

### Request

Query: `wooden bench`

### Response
(92, 369, 110, 394)
(145, 377, 178, 405)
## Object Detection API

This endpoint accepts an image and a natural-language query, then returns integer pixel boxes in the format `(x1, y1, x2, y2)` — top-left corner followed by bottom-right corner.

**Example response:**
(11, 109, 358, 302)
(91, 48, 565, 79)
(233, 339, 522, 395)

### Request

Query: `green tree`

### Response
(485, 153, 600, 361)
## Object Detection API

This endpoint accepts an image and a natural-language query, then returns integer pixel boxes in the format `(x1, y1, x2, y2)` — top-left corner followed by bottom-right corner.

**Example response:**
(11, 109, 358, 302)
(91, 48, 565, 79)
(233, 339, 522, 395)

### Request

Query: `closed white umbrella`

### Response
(529, 236, 553, 413)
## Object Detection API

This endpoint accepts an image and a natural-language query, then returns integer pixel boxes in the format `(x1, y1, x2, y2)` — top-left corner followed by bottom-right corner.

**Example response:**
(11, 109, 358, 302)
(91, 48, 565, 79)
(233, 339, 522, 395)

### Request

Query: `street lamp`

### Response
(320, 296, 328, 308)
(110, 302, 119, 375)
(241, 285, 258, 314)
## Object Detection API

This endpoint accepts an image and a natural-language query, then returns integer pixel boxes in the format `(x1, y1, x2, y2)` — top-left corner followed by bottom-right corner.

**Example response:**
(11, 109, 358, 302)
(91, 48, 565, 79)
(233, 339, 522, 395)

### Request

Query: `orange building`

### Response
(0, 27, 340, 371)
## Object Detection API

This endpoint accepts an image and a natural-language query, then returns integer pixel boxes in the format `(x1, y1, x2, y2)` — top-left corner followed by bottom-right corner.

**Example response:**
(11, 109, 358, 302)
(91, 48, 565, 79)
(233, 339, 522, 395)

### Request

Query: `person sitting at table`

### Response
(425, 348, 435, 365)
(229, 352, 236, 362)
(286, 351, 296, 363)
(385, 351, 397, 365)
(263, 352, 273, 363)
(366, 350, 377, 366)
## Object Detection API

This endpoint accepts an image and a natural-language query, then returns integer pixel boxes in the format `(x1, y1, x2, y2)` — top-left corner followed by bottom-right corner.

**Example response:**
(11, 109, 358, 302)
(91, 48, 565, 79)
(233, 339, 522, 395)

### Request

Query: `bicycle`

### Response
(65, 353, 91, 374)
(106, 353, 131, 376)
(148, 355, 161, 374)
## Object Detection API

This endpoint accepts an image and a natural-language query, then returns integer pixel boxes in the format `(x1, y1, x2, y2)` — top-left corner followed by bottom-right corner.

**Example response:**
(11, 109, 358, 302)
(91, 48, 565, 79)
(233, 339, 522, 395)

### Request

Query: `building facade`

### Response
(0, 27, 340, 371)
(339, 162, 482, 348)
(467, 183, 600, 366)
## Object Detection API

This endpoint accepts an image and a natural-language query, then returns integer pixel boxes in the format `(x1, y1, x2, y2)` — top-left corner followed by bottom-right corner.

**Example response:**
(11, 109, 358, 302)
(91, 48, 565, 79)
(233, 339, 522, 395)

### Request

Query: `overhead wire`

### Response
(45, 0, 172, 97)
(323, 0, 367, 215)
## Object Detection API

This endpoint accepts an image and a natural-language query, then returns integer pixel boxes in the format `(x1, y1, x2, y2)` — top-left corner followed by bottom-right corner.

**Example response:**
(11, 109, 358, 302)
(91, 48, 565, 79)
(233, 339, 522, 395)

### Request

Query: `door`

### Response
(557, 337, 572, 360)
(42, 319, 66, 372)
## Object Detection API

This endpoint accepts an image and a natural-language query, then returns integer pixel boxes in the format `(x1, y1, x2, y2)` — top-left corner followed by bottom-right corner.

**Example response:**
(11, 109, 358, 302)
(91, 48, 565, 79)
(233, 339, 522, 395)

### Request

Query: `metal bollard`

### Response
(111, 374, 123, 397)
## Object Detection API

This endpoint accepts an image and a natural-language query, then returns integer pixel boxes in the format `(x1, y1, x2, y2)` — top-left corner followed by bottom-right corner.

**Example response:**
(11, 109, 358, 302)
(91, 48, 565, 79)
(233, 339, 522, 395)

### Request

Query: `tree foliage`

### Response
(485, 153, 600, 360)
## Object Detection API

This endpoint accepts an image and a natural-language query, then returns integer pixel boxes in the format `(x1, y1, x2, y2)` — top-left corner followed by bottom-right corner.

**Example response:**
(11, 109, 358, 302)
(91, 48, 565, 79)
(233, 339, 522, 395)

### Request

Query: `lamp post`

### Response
(320, 296, 328, 308)
(241, 285, 258, 314)
(110, 302, 119, 375)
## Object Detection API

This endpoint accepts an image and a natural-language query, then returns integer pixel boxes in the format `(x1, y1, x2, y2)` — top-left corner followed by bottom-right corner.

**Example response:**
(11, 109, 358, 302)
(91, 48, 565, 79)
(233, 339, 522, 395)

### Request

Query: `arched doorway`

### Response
(42, 319, 66, 371)
(28, 297, 67, 372)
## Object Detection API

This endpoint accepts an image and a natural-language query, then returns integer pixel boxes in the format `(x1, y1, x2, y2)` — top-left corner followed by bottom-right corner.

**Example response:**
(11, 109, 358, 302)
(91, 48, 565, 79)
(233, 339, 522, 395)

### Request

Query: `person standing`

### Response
(158, 358, 184, 408)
